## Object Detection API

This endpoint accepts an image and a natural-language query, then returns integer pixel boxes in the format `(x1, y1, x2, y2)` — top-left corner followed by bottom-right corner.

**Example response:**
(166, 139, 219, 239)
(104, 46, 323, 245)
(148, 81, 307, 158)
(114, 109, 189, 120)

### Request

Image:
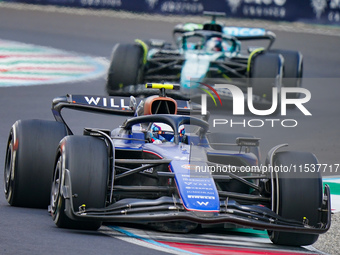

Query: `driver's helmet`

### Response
(206, 37, 223, 52)
(149, 123, 185, 144)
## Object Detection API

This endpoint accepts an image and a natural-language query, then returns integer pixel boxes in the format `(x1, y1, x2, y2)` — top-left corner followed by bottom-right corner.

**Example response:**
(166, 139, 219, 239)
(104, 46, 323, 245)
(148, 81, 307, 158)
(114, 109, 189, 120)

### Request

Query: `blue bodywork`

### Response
(112, 123, 257, 212)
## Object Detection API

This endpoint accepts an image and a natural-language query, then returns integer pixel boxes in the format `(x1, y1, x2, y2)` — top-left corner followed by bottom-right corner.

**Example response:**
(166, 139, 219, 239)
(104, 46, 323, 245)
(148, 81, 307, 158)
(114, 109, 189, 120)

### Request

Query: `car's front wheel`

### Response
(268, 151, 322, 246)
(106, 43, 144, 95)
(270, 49, 303, 99)
(50, 135, 109, 230)
(249, 52, 284, 103)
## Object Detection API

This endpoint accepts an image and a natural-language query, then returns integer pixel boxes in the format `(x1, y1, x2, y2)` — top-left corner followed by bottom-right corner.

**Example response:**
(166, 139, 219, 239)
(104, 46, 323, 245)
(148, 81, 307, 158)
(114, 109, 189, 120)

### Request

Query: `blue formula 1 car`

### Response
(4, 84, 330, 246)
(106, 12, 303, 105)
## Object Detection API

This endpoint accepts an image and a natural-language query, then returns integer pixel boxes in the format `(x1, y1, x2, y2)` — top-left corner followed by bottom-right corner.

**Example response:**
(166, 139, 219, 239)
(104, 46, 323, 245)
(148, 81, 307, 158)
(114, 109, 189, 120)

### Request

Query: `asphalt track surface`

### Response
(0, 5, 340, 255)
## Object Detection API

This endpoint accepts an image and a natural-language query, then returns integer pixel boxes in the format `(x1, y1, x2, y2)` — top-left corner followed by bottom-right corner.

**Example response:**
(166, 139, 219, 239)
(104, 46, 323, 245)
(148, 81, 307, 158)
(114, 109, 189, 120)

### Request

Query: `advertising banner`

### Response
(1, 0, 339, 25)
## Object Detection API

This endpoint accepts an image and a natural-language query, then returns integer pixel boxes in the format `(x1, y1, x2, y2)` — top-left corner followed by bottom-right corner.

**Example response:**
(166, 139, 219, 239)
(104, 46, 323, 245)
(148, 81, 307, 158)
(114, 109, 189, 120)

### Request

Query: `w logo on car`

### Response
(197, 201, 209, 206)
(199, 82, 222, 115)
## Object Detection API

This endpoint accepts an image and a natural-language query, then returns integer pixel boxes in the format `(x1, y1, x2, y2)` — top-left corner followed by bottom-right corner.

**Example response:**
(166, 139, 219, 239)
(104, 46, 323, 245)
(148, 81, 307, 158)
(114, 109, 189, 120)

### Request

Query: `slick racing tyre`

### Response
(268, 151, 322, 246)
(50, 135, 108, 230)
(4, 119, 67, 208)
(249, 52, 283, 103)
(270, 49, 303, 99)
(106, 43, 144, 95)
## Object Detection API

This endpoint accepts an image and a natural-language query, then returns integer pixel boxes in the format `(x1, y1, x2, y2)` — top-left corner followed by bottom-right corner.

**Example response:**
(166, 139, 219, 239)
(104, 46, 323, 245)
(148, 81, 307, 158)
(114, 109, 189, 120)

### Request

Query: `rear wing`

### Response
(173, 23, 276, 50)
(173, 11, 275, 49)
(223, 26, 276, 49)
(51, 94, 194, 134)
(52, 94, 135, 118)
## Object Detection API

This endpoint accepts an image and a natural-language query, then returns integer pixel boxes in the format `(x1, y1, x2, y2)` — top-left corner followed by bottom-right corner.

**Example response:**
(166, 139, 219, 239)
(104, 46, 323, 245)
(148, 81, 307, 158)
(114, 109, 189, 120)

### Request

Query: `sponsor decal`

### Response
(181, 164, 191, 169)
(142, 164, 154, 174)
(145, 0, 158, 9)
(181, 164, 199, 169)
(329, 0, 340, 22)
(311, 0, 340, 22)
(240, 0, 287, 18)
(187, 190, 215, 195)
(311, 0, 328, 19)
(83, 96, 130, 109)
(186, 187, 213, 190)
(226, 0, 242, 13)
(223, 27, 266, 37)
(80, 0, 122, 8)
(183, 23, 203, 31)
(174, 156, 188, 160)
(160, 0, 204, 14)
(243, 0, 286, 5)
(197, 201, 209, 206)
(187, 195, 215, 200)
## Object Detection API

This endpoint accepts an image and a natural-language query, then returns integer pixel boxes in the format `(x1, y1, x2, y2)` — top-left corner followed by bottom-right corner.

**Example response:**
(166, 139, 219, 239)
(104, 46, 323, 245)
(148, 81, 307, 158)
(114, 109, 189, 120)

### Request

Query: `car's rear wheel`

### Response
(249, 52, 283, 103)
(106, 43, 144, 95)
(4, 120, 67, 208)
(50, 135, 108, 230)
(268, 151, 322, 246)
(270, 49, 303, 99)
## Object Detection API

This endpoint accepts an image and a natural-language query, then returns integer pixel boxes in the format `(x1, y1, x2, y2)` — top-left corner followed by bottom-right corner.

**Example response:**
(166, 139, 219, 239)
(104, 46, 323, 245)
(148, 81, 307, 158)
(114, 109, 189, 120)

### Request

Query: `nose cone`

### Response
(170, 160, 220, 212)
(181, 53, 210, 89)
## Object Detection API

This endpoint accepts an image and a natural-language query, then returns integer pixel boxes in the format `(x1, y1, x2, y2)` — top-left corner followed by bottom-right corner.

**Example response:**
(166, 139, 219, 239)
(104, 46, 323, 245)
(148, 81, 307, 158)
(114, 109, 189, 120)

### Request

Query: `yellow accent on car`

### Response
(145, 83, 180, 90)
(247, 48, 265, 73)
(135, 39, 148, 64)
(217, 70, 231, 81)
(222, 73, 231, 81)
(79, 204, 86, 211)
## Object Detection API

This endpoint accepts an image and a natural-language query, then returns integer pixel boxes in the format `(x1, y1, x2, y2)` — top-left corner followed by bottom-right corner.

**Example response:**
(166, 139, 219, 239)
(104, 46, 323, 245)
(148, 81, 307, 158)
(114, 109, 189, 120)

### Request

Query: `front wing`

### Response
(61, 169, 331, 234)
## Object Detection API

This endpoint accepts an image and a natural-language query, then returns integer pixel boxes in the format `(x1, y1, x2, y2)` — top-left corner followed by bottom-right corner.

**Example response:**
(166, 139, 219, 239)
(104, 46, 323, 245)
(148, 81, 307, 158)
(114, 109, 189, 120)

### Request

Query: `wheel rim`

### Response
(4, 136, 14, 198)
(50, 155, 62, 216)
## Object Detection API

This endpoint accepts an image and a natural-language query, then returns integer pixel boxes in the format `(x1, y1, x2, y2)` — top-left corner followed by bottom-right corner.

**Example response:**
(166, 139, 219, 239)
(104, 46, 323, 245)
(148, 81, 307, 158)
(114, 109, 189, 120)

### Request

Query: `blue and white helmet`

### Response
(149, 123, 185, 143)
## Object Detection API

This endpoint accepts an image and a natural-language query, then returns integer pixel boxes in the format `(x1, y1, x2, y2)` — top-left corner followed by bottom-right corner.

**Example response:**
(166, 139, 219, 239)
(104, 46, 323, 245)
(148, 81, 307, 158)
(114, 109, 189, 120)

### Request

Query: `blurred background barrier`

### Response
(1, 0, 339, 25)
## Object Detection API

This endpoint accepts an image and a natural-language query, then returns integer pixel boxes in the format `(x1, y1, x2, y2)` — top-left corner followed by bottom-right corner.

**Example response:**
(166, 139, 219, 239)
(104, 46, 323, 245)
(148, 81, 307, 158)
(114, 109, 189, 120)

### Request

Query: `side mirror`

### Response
(129, 96, 137, 111)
